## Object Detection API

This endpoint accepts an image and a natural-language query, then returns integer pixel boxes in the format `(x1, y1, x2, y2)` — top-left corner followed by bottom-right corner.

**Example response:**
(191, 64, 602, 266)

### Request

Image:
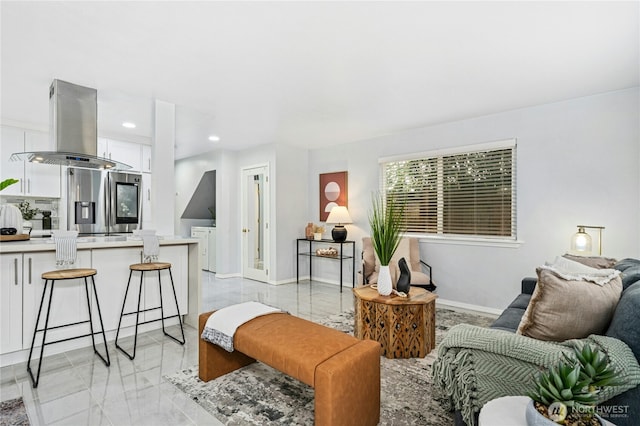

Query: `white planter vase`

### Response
(525, 399, 604, 426)
(377, 265, 393, 296)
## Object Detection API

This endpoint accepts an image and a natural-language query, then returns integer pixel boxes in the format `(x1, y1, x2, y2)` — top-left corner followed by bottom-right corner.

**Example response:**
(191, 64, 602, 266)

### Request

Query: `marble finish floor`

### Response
(0, 273, 354, 425)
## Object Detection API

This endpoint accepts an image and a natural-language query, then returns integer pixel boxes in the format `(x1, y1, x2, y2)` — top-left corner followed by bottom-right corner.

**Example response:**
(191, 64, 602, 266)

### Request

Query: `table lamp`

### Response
(570, 225, 604, 255)
(326, 206, 352, 242)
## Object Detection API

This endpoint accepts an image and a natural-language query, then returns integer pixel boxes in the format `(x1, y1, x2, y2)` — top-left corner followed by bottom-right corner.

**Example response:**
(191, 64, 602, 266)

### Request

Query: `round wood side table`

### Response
(353, 285, 437, 358)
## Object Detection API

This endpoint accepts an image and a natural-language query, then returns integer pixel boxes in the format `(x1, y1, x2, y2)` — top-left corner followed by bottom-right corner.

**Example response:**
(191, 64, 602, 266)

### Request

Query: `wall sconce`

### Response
(570, 225, 605, 255)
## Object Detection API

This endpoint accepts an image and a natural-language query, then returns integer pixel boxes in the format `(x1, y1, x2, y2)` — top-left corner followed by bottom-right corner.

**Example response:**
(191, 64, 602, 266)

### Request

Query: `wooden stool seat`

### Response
(129, 262, 171, 271)
(41, 268, 97, 280)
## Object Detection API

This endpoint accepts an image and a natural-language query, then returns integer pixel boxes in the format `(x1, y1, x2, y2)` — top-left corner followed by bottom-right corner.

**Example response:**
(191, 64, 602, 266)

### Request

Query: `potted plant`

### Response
(368, 193, 405, 296)
(17, 201, 39, 235)
(0, 178, 19, 192)
(526, 343, 620, 426)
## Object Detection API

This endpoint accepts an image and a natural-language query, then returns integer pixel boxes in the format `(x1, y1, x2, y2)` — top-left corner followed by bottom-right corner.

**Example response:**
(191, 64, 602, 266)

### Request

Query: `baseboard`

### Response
(436, 298, 503, 316)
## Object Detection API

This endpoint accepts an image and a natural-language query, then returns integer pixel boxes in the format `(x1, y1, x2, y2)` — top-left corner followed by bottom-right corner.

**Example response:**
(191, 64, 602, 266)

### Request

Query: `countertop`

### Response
(0, 235, 199, 254)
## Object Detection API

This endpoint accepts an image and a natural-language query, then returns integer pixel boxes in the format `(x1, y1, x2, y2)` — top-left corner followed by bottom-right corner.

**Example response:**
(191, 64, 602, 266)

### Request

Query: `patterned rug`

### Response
(164, 307, 495, 425)
(0, 397, 30, 426)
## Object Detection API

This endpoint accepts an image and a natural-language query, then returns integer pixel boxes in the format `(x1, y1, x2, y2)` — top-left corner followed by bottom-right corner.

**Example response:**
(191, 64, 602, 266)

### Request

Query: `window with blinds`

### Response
(381, 140, 516, 239)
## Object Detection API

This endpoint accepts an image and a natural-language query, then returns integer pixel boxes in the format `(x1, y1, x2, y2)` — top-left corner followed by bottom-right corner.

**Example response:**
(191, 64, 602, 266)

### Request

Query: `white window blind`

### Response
(380, 140, 517, 239)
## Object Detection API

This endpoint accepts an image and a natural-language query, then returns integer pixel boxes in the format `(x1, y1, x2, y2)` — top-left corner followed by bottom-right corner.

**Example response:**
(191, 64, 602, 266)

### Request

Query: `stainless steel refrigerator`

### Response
(67, 167, 142, 235)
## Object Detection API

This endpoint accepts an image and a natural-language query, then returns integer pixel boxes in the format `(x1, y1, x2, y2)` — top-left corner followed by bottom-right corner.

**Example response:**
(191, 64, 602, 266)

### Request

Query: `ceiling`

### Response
(1, 1, 638, 160)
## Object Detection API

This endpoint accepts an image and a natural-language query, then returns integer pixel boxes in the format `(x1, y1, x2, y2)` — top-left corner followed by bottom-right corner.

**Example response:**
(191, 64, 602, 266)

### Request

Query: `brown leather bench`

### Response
(199, 311, 381, 426)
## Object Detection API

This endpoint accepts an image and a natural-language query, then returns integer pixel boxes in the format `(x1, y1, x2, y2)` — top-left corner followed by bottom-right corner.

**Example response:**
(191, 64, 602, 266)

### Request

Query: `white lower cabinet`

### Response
(191, 226, 216, 272)
(0, 251, 90, 355)
(0, 254, 24, 353)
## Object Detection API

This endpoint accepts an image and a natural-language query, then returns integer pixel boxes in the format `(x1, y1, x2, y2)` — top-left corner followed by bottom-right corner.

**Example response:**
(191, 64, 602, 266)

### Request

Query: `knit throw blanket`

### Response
(432, 324, 640, 426)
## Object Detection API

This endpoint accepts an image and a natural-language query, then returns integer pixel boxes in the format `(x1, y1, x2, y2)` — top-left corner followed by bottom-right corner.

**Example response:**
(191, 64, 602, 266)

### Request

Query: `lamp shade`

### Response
(326, 206, 352, 224)
(570, 226, 592, 254)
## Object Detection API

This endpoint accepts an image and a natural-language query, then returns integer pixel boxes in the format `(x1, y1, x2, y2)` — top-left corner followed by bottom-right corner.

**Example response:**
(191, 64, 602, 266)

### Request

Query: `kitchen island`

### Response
(0, 235, 201, 366)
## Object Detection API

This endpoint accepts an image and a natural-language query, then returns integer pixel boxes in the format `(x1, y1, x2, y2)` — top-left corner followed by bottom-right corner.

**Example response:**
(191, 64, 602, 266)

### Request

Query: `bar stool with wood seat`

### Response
(115, 230, 185, 360)
(27, 231, 110, 388)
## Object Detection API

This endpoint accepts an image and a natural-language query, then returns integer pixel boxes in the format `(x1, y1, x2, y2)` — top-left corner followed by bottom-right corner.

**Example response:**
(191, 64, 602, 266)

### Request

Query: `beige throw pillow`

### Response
(562, 253, 617, 269)
(516, 267, 622, 342)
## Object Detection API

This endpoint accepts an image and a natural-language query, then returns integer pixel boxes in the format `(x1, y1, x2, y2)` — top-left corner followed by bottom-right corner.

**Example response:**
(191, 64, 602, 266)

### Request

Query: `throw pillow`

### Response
(516, 267, 622, 342)
(563, 253, 617, 269)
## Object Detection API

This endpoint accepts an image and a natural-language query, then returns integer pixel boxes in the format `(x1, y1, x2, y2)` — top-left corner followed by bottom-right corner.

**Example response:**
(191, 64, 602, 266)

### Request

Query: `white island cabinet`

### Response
(0, 236, 200, 366)
(91, 245, 188, 334)
(1, 250, 90, 355)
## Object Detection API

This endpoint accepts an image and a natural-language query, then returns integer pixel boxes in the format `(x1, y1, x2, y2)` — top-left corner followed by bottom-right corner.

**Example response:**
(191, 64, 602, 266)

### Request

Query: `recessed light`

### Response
(122, 122, 136, 129)
(208, 135, 220, 142)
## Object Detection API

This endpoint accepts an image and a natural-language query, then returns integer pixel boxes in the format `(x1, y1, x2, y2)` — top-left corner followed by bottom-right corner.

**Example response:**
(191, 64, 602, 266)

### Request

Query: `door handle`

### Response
(242, 228, 249, 233)
(14, 258, 18, 285)
(28, 257, 32, 284)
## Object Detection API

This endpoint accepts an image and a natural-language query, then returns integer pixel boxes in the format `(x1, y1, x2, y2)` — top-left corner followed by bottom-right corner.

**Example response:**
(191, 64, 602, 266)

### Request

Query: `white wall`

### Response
(274, 144, 310, 283)
(307, 88, 640, 310)
(173, 88, 638, 311)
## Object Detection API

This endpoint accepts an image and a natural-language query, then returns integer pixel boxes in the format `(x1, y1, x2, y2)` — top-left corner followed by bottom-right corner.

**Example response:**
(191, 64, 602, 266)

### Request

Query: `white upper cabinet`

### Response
(98, 137, 142, 172)
(141, 144, 152, 173)
(1, 126, 61, 198)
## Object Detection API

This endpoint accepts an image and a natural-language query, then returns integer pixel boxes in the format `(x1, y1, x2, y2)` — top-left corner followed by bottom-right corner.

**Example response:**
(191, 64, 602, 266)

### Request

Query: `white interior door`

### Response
(241, 165, 269, 282)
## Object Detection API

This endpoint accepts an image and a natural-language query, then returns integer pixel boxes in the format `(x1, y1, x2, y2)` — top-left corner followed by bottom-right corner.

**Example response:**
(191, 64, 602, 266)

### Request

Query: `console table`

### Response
(296, 238, 355, 292)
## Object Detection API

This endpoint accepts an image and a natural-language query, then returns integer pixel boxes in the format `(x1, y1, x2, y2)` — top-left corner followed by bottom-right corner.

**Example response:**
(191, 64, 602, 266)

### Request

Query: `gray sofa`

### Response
(454, 258, 640, 426)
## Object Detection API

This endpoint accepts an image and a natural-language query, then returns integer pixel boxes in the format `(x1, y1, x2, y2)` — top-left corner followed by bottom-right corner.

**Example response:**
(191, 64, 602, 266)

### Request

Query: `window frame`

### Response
(379, 139, 519, 246)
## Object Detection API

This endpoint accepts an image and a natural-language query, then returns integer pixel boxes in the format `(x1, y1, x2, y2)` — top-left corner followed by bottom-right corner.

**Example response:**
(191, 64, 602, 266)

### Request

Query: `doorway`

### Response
(241, 165, 269, 282)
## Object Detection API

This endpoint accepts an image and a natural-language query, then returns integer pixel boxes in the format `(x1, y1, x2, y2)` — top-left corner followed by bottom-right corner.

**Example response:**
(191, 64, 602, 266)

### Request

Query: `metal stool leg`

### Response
(85, 276, 110, 367)
(27, 280, 55, 388)
(115, 270, 144, 360)
(159, 267, 185, 345)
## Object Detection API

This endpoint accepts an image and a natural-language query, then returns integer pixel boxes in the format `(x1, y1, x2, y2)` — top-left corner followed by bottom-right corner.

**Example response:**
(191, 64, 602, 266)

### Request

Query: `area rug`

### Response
(164, 308, 495, 425)
(0, 397, 30, 426)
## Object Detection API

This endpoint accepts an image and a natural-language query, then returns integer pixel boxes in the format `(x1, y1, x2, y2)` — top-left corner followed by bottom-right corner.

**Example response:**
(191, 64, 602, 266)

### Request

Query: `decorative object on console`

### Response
(313, 224, 324, 240)
(397, 257, 412, 293)
(326, 206, 352, 243)
(316, 247, 338, 258)
(305, 222, 313, 239)
(319, 171, 347, 221)
(570, 225, 605, 256)
(368, 192, 405, 296)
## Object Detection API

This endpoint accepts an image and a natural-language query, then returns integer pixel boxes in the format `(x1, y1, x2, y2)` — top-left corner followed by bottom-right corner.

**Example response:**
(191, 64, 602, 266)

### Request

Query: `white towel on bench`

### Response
(202, 301, 281, 352)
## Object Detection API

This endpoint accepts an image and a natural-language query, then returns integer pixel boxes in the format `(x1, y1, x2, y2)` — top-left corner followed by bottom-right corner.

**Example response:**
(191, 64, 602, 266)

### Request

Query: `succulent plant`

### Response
(528, 343, 619, 422)
(528, 362, 597, 409)
(569, 343, 621, 390)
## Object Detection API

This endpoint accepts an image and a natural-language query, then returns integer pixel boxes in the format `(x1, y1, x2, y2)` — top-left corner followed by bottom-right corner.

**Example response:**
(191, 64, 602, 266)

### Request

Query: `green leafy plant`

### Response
(0, 178, 19, 192)
(17, 201, 40, 220)
(368, 192, 405, 266)
(528, 343, 620, 424)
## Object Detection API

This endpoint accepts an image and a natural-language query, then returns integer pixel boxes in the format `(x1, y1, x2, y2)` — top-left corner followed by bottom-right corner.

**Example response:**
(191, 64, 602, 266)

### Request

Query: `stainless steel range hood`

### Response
(10, 79, 131, 170)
